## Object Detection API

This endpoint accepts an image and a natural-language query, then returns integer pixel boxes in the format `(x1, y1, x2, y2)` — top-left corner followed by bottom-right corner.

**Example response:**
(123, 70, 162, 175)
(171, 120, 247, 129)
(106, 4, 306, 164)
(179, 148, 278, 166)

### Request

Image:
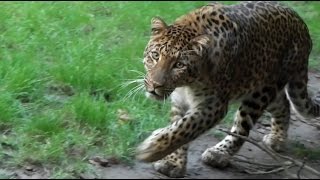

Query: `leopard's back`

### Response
(200, 1, 313, 98)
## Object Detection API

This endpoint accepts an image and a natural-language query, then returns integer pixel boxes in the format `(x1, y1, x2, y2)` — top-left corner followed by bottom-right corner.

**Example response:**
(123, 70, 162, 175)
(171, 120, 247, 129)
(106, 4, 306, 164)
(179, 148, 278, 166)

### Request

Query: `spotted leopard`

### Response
(136, 1, 320, 178)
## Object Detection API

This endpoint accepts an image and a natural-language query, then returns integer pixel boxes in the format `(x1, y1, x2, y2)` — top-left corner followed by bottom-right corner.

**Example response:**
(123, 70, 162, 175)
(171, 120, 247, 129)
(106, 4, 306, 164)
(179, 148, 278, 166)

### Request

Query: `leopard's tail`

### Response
(286, 71, 320, 119)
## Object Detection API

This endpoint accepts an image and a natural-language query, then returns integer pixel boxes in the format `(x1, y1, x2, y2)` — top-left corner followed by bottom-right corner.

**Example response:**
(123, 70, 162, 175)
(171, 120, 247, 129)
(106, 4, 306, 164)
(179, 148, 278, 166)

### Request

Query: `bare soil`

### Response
(7, 72, 320, 179)
(94, 120, 319, 179)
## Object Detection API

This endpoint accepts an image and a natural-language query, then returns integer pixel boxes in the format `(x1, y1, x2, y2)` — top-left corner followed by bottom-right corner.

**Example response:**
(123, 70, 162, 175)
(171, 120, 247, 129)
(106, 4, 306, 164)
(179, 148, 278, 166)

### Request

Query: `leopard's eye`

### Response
(146, 59, 153, 64)
(151, 51, 160, 61)
(174, 62, 185, 69)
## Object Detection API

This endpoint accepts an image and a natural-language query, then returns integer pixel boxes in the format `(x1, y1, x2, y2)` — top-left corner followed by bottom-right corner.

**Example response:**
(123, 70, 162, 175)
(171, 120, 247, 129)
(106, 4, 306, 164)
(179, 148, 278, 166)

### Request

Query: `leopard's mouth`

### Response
(145, 89, 173, 101)
(146, 91, 170, 101)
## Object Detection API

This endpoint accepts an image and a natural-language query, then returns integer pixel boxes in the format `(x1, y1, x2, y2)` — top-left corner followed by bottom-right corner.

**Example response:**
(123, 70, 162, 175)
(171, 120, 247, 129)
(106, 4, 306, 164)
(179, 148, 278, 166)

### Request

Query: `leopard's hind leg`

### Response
(263, 90, 290, 151)
(287, 68, 320, 118)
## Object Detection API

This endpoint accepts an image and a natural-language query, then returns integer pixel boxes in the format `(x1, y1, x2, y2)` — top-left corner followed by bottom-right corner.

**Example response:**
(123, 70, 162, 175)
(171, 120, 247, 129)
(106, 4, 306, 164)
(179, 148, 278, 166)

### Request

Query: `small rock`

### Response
(306, 140, 314, 144)
(193, 172, 201, 175)
(256, 128, 266, 134)
(79, 173, 97, 179)
(24, 166, 34, 172)
(290, 115, 298, 121)
(259, 119, 270, 127)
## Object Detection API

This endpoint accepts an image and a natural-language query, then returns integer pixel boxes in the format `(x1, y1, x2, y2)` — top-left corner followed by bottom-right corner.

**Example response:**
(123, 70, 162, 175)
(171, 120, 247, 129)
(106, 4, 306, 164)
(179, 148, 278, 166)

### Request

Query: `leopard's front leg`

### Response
(152, 103, 189, 178)
(201, 86, 279, 168)
(136, 98, 228, 163)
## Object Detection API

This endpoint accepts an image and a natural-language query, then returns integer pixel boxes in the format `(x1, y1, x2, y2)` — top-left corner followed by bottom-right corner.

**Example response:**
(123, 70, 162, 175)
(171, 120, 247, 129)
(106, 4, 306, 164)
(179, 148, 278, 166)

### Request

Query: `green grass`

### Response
(285, 1, 320, 70)
(288, 139, 320, 161)
(0, 1, 319, 178)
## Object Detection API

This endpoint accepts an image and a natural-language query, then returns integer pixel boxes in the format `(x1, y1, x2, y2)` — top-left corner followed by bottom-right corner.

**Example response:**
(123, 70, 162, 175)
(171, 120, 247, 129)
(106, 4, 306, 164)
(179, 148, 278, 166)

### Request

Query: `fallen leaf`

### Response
(117, 109, 133, 124)
(89, 156, 110, 167)
(106, 156, 120, 165)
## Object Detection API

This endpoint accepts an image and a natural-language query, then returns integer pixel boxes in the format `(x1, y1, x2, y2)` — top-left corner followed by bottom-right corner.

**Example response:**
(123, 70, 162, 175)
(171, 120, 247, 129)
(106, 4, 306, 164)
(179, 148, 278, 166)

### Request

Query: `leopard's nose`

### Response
(146, 81, 164, 96)
(149, 90, 158, 96)
(152, 81, 164, 89)
(146, 85, 158, 95)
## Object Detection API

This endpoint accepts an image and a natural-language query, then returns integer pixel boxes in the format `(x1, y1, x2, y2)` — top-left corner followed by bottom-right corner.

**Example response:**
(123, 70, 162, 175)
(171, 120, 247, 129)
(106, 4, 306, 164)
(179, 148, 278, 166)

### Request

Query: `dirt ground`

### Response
(8, 72, 320, 179)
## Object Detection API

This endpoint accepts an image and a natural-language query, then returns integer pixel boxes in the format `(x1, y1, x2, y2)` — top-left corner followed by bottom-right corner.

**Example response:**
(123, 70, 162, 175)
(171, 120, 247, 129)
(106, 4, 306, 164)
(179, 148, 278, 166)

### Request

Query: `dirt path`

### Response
(96, 72, 320, 179)
(96, 122, 319, 179)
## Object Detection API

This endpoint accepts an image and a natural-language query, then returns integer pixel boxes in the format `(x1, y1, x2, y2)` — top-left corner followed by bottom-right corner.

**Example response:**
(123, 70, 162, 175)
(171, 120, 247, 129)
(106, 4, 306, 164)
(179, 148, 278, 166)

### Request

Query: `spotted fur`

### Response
(136, 1, 319, 178)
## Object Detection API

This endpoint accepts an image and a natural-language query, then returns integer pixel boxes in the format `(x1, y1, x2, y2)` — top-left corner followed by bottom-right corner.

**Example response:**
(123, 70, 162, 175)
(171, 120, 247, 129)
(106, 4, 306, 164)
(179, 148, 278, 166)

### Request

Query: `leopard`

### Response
(135, 1, 320, 178)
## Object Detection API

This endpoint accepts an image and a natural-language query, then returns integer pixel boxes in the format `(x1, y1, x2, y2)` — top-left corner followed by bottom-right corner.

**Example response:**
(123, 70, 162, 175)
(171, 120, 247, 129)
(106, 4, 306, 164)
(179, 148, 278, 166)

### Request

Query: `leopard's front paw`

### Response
(136, 128, 172, 162)
(201, 148, 231, 168)
(153, 159, 186, 178)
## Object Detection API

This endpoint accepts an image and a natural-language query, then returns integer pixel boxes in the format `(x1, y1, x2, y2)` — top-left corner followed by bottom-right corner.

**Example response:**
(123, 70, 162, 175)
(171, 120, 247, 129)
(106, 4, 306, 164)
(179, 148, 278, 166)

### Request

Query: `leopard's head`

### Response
(143, 17, 211, 101)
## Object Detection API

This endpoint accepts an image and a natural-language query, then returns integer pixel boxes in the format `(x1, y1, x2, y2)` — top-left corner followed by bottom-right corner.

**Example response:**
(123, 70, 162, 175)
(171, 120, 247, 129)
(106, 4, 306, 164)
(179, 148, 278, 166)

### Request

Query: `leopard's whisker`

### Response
(128, 69, 145, 76)
(122, 83, 144, 101)
(132, 84, 145, 100)
(119, 78, 144, 89)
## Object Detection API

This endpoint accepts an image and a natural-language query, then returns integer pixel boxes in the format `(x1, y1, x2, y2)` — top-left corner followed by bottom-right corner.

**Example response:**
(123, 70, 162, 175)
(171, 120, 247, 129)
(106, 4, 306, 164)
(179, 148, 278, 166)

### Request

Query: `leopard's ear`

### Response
(190, 35, 211, 56)
(151, 16, 167, 36)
